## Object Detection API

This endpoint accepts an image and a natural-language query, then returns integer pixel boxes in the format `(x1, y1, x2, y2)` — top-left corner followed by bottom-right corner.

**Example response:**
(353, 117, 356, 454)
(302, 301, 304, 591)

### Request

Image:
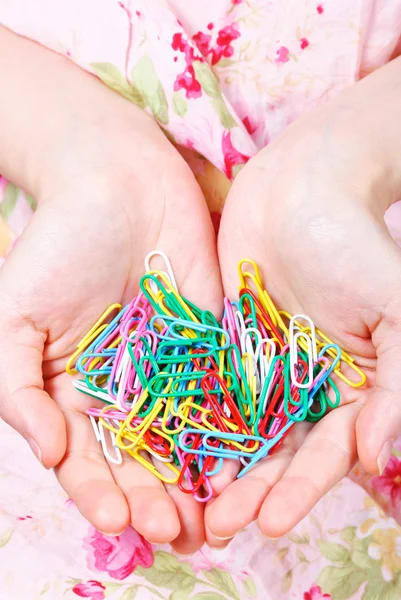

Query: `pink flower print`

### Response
(172, 32, 186, 53)
(0, 175, 7, 194)
(222, 131, 250, 179)
(304, 584, 332, 600)
(174, 66, 202, 99)
(211, 24, 240, 65)
(242, 116, 257, 135)
(192, 31, 212, 57)
(172, 32, 201, 64)
(172, 33, 203, 99)
(275, 46, 290, 64)
(317, 4, 324, 14)
(216, 24, 240, 47)
(372, 456, 401, 507)
(84, 527, 153, 580)
(190, 549, 250, 580)
(300, 38, 309, 50)
(73, 581, 106, 600)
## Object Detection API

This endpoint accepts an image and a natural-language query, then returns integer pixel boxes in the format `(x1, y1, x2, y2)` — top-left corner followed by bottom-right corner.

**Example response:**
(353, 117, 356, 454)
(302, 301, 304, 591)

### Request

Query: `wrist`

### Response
(317, 57, 401, 212)
(37, 104, 174, 204)
(0, 26, 175, 204)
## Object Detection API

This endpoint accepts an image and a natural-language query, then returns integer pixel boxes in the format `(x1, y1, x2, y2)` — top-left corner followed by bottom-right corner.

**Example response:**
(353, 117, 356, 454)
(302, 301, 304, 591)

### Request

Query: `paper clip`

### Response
(145, 250, 179, 291)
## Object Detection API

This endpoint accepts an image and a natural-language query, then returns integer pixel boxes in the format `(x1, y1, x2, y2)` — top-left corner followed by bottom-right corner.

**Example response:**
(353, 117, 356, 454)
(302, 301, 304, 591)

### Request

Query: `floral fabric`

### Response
(3, 417, 401, 600)
(1, 1, 401, 598)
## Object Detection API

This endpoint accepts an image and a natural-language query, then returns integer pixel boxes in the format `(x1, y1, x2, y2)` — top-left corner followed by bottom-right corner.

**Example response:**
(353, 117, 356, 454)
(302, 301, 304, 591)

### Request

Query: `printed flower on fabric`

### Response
(192, 31, 212, 58)
(369, 528, 401, 580)
(222, 131, 250, 179)
(304, 584, 332, 600)
(72, 580, 106, 600)
(172, 33, 203, 99)
(84, 527, 153, 580)
(276, 46, 290, 65)
(212, 24, 240, 65)
(372, 456, 401, 508)
(189, 547, 249, 580)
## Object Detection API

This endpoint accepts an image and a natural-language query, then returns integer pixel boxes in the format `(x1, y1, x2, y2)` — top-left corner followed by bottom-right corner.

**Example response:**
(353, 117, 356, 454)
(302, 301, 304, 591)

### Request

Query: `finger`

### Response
(166, 482, 205, 554)
(355, 289, 401, 474)
(153, 157, 223, 317)
(109, 453, 181, 545)
(209, 458, 241, 497)
(0, 313, 66, 468)
(49, 377, 130, 535)
(205, 498, 233, 549)
(206, 423, 309, 541)
(153, 454, 205, 553)
(259, 403, 359, 538)
(356, 337, 401, 475)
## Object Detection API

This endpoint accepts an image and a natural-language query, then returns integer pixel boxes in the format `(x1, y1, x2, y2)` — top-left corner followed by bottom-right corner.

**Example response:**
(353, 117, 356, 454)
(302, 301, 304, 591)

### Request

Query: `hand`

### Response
(206, 61, 401, 543)
(0, 51, 222, 552)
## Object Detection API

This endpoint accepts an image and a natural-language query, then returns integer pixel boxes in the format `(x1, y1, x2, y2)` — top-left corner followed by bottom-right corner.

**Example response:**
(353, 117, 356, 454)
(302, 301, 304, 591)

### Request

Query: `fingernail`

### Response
(378, 439, 395, 475)
(99, 530, 125, 537)
(263, 534, 279, 541)
(214, 534, 234, 541)
(26, 437, 43, 466)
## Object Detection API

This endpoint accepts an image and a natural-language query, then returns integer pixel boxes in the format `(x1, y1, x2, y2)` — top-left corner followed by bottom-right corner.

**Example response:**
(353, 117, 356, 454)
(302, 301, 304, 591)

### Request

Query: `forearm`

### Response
(315, 56, 401, 207)
(0, 26, 166, 199)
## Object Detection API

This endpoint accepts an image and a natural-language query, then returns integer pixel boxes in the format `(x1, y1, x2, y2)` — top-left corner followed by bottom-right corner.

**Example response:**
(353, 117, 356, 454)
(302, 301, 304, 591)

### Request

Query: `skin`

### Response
(2, 25, 401, 549)
(207, 56, 401, 545)
(0, 27, 222, 553)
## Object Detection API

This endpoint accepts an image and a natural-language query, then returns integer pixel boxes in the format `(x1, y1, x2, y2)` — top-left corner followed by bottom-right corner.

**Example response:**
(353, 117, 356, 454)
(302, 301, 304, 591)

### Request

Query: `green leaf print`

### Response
(120, 587, 139, 600)
(91, 62, 145, 108)
(362, 579, 401, 600)
(104, 583, 122, 593)
(317, 565, 366, 600)
(172, 92, 188, 117)
(203, 568, 240, 599)
(231, 164, 245, 178)
(216, 58, 235, 68)
(131, 56, 169, 124)
(350, 538, 377, 571)
(39, 583, 50, 596)
(242, 576, 257, 598)
(192, 60, 236, 129)
(66, 578, 81, 586)
(169, 586, 195, 600)
(136, 551, 196, 591)
(191, 61, 235, 129)
(24, 191, 37, 212)
(281, 569, 292, 593)
(0, 183, 18, 221)
(192, 594, 227, 600)
(287, 533, 310, 545)
(211, 97, 236, 129)
(0, 527, 14, 547)
(275, 547, 289, 561)
(193, 61, 221, 99)
(296, 548, 308, 562)
(317, 540, 350, 564)
(341, 527, 357, 545)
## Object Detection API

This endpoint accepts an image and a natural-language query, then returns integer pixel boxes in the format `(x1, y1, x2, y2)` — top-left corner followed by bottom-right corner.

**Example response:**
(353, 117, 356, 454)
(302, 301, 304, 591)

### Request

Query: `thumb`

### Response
(0, 310, 66, 468)
(356, 308, 401, 475)
(151, 158, 223, 318)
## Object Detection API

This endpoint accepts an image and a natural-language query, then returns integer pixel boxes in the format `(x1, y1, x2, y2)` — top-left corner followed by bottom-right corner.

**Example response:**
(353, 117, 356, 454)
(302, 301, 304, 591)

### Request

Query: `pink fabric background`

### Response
(1, 1, 401, 598)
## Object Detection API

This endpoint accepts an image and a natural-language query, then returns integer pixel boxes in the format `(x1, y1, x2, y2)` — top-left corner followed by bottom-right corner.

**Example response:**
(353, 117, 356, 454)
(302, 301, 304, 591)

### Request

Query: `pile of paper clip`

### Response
(67, 251, 366, 501)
